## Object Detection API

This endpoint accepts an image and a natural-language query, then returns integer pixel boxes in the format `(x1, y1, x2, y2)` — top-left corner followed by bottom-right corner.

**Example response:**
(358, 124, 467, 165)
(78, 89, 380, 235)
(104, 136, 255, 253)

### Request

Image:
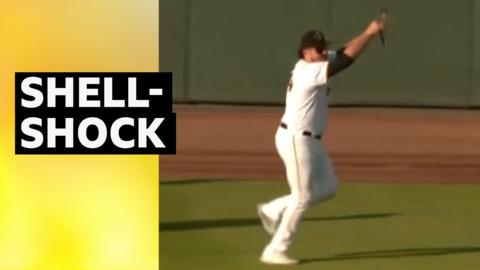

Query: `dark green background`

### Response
(161, 0, 480, 107)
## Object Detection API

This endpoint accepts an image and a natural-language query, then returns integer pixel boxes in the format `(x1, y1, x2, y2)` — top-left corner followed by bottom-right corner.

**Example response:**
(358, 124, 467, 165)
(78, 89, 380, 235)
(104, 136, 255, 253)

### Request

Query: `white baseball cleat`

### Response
(257, 204, 279, 235)
(260, 250, 299, 265)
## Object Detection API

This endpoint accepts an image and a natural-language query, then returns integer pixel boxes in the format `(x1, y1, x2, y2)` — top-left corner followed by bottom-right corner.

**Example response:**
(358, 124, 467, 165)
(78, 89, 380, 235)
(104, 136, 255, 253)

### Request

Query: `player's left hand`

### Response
(364, 20, 385, 36)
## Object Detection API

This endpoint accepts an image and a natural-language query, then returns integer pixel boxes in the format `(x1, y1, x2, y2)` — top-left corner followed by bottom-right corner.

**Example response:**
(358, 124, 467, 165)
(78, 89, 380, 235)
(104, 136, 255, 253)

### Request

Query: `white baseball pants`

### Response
(262, 127, 337, 253)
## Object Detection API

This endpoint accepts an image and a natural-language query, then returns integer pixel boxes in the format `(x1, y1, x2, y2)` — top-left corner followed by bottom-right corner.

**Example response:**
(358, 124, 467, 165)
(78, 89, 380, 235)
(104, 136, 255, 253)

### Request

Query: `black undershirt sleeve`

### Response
(327, 47, 354, 78)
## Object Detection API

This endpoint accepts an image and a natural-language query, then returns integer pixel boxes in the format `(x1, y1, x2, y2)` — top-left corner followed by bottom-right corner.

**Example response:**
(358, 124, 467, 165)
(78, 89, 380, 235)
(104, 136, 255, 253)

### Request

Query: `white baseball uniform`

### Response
(261, 55, 338, 254)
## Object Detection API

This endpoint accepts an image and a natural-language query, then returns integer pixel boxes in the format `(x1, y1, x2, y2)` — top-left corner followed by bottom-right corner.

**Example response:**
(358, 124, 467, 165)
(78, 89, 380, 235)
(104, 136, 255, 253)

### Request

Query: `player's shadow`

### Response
(160, 179, 223, 185)
(159, 212, 399, 231)
(301, 246, 480, 263)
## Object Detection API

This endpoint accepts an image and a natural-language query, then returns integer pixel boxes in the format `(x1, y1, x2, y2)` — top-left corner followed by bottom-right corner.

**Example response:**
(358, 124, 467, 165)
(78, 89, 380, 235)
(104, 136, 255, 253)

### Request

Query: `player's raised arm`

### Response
(327, 19, 385, 78)
(343, 20, 385, 59)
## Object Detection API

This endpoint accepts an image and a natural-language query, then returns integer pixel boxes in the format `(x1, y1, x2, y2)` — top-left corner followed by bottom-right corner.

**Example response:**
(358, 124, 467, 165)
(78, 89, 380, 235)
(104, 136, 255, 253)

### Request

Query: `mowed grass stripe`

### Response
(160, 180, 480, 270)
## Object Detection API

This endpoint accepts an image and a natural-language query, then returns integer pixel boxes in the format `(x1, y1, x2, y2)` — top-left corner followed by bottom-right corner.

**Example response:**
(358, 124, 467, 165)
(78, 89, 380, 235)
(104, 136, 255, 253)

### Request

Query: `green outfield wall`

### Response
(161, 0, 480, 107)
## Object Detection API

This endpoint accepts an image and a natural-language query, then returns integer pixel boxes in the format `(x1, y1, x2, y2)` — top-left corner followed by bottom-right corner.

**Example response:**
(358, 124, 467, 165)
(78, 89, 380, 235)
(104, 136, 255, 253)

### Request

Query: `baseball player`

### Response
(257, 18, 386, 265)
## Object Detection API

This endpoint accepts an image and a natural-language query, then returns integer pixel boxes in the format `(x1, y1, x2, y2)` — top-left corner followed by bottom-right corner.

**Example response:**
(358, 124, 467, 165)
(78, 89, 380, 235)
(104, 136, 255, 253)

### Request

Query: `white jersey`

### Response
(280, 59, 330, 135)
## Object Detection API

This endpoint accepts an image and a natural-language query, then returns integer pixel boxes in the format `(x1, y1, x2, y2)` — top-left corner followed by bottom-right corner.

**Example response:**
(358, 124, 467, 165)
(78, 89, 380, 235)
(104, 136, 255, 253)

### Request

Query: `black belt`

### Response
(280, 122, 322, 140)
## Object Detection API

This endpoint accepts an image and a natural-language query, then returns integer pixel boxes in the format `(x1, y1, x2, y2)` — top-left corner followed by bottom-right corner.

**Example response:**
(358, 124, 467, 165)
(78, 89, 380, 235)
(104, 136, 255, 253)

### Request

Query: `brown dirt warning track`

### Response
(160, 105, 480, 183)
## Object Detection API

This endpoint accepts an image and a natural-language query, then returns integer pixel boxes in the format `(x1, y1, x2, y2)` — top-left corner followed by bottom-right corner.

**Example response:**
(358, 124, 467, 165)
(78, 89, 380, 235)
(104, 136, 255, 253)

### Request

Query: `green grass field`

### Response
(160, 180, 480, 269)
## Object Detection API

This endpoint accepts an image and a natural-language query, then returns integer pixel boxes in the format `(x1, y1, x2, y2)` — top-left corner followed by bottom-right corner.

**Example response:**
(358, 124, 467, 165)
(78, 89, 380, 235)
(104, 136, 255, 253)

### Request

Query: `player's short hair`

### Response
(297, 30, 328, 58)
